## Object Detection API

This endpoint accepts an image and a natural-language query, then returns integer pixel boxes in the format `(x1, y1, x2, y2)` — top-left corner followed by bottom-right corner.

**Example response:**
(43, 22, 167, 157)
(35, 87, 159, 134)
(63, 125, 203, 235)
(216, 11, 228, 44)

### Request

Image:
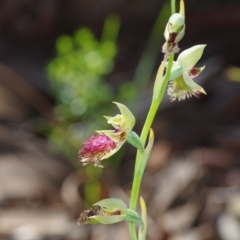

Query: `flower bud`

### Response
(162, 13, 185, 57)
(164, 13, 185, 44)
(162, 0, 185, 58)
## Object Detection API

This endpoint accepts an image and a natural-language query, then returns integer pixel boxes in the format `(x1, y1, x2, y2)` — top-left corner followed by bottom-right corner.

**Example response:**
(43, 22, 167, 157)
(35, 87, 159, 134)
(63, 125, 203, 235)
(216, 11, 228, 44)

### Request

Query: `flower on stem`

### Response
(78, 102, 135, 167)
(77, 198, 127, 225)
(162, 0, 185, 58)
(77, 198, 143, 226)
(167, 44, 207, 102)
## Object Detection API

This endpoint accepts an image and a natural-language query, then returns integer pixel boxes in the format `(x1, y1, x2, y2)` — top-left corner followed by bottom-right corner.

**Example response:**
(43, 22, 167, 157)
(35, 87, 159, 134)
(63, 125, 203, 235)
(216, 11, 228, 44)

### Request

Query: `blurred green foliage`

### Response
(46, 15, 121, 166)
(44, 3, 169, 205)
(48, 29, 116, 122)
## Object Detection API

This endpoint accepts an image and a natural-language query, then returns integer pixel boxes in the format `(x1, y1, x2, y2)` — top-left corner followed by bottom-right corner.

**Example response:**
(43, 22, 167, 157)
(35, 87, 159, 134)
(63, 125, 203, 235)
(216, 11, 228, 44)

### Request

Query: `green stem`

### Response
(171, 0, 176, 14)
(128, 54, 174, 240)
(128, 1, 176, 238)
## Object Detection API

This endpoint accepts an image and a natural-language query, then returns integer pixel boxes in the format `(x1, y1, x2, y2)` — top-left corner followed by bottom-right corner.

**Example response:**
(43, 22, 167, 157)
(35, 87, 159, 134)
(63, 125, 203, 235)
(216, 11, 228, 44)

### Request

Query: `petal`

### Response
(107, 102, 135, 132)
(114, 102, 135, 130)
(183, 72, 206, 94)
(167, 74, 206, 102)
(189, 66, 205, 78)
(177, 45, 206, 71)
(105, 114, 124, 129)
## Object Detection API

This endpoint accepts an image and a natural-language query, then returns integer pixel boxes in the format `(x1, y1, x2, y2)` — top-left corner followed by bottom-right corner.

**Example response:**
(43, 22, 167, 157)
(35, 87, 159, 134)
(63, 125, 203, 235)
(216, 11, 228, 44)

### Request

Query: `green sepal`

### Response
(94, 198, 127, 211)
(126, 131, 144, 152)
(113, 102, 135, 130)
(124, 209, 143, 226)
(177, 44, 206, 71)
(92, 215, 125, 224)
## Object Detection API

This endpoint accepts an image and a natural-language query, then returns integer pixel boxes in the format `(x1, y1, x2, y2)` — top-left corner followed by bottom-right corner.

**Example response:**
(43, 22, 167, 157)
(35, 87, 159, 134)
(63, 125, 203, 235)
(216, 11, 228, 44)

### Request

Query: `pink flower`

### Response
(78, 102, 135, 167)
(78, 134, 117, 167)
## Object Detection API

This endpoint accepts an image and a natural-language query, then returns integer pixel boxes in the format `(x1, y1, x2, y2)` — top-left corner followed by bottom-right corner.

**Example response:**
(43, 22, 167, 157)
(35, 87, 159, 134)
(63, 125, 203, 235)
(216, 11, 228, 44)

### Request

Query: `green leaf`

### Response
(127, 131, 144, 152)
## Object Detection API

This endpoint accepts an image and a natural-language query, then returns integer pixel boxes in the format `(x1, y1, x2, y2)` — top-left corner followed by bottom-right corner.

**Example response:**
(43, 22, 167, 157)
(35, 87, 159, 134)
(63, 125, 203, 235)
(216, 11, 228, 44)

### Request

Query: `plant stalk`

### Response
(128, 0, 176, 238)
(128, 54, 174, 240)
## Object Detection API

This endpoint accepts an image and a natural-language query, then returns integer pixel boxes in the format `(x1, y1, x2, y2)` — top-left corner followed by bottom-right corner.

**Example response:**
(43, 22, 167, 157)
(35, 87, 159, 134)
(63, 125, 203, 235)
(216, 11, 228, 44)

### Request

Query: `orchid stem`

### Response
(171, 0, 176, 14)
(129, 54, 174, 240)
(128, 1, 176, 239)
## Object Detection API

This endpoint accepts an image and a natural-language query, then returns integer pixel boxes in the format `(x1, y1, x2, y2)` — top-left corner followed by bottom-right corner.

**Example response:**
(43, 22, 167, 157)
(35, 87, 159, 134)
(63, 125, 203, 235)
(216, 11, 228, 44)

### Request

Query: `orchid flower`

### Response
(78, 102, 135, 167)
(167, 44, 207, 101)
(77, 198, 142, 226)
(162, 0, 185, 57)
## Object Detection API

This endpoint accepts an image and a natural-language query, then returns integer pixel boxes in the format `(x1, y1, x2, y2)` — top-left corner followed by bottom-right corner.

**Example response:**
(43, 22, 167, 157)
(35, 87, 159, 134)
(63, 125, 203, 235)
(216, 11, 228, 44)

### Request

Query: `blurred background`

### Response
(1, 0, 240, 239)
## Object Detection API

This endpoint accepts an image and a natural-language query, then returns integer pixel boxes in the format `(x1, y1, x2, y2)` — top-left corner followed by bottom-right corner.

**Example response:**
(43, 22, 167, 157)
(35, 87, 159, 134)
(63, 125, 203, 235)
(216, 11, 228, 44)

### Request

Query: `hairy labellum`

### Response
(78, 134, 117, 167)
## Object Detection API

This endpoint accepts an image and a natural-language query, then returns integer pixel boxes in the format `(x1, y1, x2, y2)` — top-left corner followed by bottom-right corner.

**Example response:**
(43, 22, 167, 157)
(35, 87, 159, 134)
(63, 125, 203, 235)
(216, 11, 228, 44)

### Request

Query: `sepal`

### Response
(111, 102, 135, 131)
(178, 45, 206, 71)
